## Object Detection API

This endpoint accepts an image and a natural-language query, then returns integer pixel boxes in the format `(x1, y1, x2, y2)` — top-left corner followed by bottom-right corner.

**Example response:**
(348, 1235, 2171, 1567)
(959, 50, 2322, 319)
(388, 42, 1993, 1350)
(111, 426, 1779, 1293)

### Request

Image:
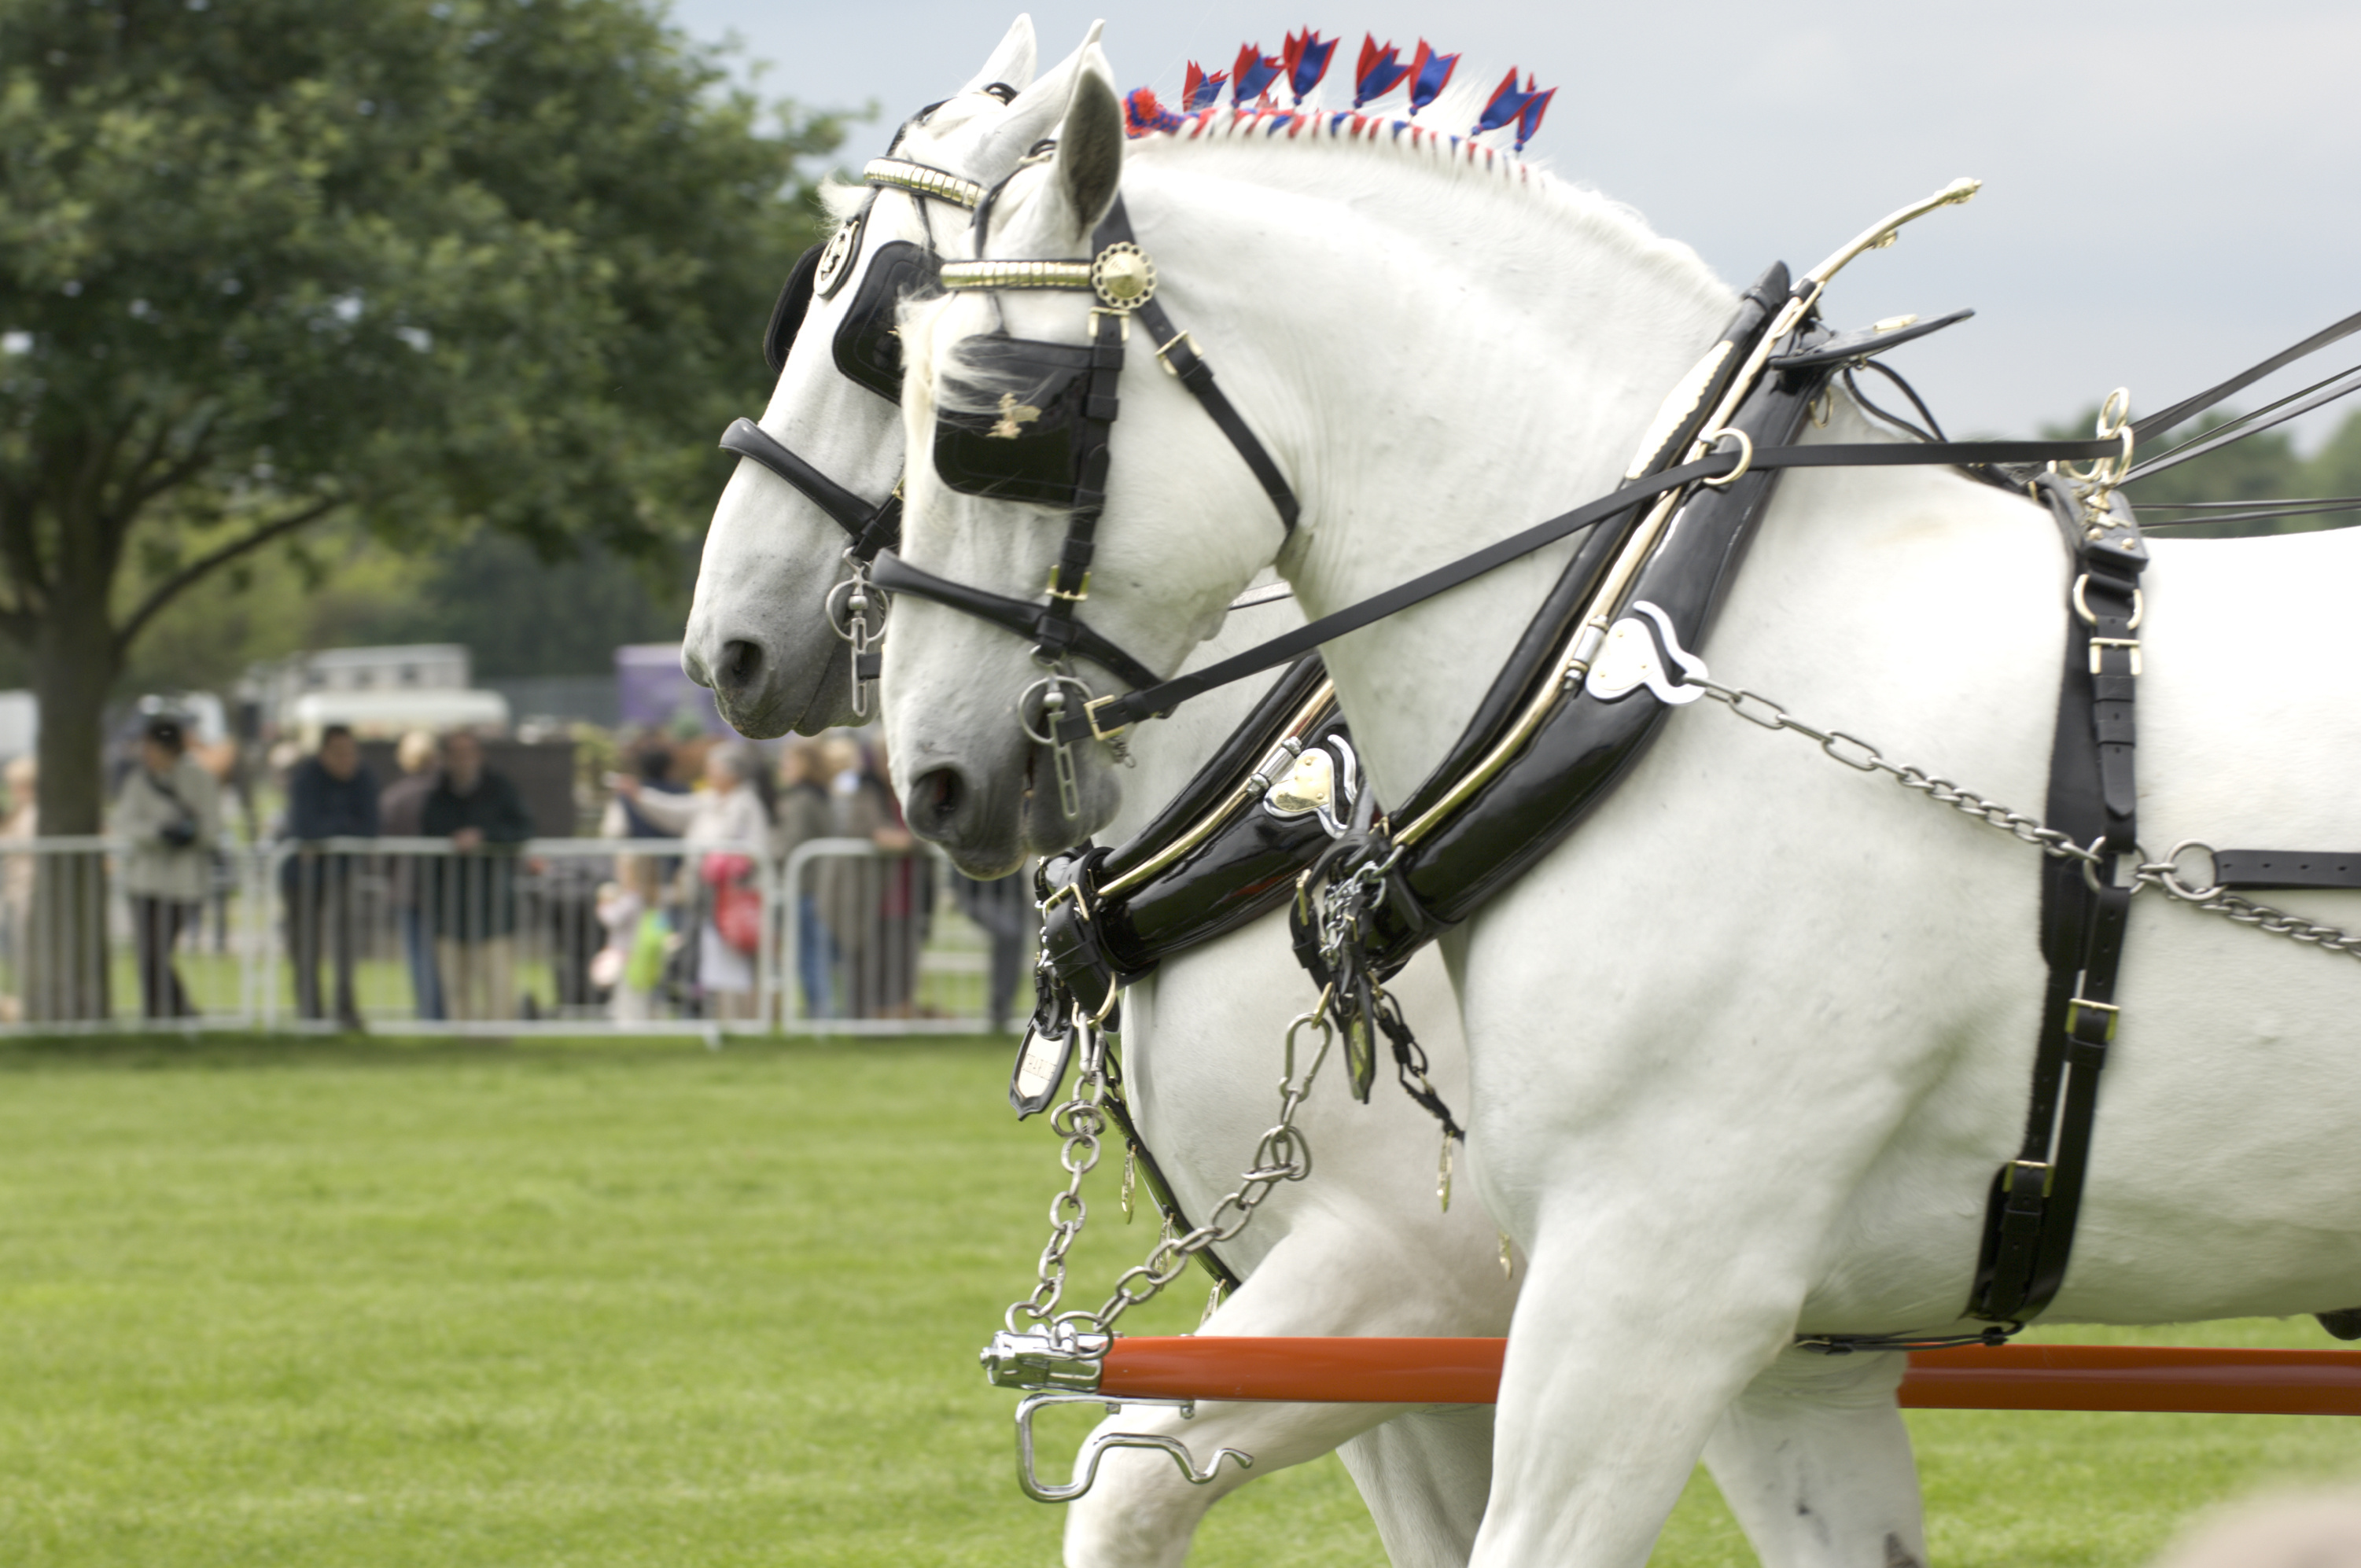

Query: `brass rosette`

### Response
(1089, 242, 1156, 312)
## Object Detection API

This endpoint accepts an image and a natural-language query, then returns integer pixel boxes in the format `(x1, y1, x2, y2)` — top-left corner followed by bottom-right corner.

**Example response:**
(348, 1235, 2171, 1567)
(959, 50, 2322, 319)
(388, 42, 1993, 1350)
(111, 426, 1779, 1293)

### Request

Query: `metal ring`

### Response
(2160, 839, 2223, 902)
(2081, 837, 2152, 896)
(1700, 428, 1753, 488)
(2070, 574, 2144, 631)
(1018, 673, 1096, 745)
(823, 571, 889, 642)
(2095, 387, 2132, 439)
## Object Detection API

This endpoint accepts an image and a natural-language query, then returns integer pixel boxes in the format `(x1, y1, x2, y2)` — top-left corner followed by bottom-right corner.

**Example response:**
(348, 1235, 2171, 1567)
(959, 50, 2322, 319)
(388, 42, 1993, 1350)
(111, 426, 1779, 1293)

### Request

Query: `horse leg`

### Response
(1335, 1405, 1496, 1567)
(1059, 1392, 1391, 1567)
(1468, 1226, 1809, 1567)
(1060, 1236, 1422, 1567)
(1702, 1347, 1925, 1568)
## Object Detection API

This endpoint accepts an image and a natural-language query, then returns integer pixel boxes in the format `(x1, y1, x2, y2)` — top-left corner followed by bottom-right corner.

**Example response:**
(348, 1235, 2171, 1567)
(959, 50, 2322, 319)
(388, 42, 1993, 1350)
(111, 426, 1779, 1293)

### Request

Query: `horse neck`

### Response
(1101, 584, 1300, 842)
(1129, 148, 1737, 805)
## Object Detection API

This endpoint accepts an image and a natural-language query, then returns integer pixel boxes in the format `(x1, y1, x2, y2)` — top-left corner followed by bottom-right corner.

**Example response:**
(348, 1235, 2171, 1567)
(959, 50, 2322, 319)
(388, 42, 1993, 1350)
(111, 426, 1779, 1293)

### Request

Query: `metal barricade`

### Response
(259, 837, 779, 1036)
(0, 836, 260, 1030)
(0, 834, 1033, 1037)
(780, 840, 1036, 1035)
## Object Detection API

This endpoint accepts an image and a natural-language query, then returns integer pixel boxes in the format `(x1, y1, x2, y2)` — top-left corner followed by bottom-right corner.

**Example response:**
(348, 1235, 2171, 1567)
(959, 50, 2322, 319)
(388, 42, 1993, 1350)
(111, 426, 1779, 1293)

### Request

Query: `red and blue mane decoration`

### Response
(1124, 29, 1556, 156)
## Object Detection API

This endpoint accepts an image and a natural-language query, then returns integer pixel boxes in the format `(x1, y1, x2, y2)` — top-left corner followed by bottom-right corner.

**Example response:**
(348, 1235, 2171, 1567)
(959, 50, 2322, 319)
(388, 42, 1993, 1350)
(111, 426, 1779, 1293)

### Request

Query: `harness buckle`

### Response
(1083, 694, 1130, 742)
(1156, 331, 1203, 377)
(2006, 1159, 2053, 1198)
(1045, 567, 1091, 602)
(2064, 996, 2120, 1044)
(2087, 636, 2142, 676)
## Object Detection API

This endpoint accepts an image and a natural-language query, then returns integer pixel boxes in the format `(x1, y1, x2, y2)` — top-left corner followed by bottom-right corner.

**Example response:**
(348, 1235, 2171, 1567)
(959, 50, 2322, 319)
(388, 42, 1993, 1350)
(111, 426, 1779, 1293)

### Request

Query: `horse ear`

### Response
(1055, 62, 1124, 241)
(958, 14, 1037, 94)
(970, 20, 1100, 175)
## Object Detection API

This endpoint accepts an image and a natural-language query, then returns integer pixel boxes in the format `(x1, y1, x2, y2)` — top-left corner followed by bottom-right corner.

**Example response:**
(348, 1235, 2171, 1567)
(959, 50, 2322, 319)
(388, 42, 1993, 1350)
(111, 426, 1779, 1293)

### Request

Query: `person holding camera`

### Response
(113, 714, 220, 1018)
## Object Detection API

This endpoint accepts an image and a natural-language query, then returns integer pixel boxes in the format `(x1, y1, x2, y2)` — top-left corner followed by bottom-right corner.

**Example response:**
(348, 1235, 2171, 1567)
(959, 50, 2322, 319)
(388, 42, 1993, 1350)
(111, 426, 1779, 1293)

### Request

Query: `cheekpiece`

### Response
(862, 157, 985, 210)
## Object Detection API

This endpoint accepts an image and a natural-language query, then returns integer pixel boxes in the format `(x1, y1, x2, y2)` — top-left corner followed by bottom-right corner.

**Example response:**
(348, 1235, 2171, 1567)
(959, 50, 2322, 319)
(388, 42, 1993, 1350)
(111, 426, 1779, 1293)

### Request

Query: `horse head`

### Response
(682, 15, 1103, 737)
(889, 65, 1298, 872)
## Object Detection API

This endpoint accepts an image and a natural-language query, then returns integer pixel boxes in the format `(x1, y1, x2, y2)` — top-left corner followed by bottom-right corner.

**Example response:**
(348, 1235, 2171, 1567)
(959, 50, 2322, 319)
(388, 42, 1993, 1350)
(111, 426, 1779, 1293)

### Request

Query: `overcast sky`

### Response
(669, 1, 2360, 444)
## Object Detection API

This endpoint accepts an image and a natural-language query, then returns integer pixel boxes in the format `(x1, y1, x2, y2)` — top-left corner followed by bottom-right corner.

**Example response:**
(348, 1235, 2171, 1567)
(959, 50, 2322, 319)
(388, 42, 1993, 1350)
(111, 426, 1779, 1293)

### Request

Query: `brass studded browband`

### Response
(864, 158, 985, 209)
(937, 259, 1096, 292)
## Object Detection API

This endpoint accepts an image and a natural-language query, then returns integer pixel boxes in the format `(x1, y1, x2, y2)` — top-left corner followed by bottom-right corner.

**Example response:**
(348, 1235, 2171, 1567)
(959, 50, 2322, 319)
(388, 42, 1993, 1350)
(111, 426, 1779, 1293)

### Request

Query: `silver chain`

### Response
(1692, 678, 2361, 960)
(1004, 998, 1335, 1348)
(1003, 1023, 1111, 1336)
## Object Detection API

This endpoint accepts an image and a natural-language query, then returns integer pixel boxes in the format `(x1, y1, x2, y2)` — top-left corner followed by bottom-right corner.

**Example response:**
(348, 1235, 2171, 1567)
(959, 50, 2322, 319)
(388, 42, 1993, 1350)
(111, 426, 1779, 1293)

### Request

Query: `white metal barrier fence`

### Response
(0, 837, 1033, 1036)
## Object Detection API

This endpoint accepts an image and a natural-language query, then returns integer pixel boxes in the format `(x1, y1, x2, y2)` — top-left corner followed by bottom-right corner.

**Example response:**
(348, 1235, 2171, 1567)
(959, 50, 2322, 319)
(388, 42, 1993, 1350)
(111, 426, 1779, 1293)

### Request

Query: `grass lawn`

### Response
(0, 1035, 2353, 1566)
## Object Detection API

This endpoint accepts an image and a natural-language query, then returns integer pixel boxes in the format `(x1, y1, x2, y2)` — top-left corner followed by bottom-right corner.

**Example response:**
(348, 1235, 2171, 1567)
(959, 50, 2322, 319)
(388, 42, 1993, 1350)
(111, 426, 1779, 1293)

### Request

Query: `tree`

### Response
(0, 0, 838, 1012)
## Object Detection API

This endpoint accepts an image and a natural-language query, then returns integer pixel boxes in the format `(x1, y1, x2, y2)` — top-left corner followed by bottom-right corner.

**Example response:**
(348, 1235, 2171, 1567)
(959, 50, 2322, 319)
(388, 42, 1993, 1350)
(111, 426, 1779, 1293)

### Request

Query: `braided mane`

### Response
(1120, 103, 1733, 311)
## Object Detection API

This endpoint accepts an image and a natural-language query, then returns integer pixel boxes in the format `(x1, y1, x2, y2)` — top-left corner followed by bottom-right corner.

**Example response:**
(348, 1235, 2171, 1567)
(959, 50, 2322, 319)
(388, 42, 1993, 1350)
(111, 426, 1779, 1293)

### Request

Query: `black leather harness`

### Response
(902, 175, 2361, 1342)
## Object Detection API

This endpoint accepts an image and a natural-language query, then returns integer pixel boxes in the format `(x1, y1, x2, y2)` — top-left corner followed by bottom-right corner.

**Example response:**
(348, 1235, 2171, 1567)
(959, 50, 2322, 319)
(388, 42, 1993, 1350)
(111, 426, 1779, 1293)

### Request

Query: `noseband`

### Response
(869, 194, 1301, 776)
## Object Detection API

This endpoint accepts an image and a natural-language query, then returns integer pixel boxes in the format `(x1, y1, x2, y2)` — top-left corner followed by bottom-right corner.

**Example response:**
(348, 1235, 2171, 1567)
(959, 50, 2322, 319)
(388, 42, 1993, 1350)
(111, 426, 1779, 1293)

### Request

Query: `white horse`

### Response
(686, 24, 1517, 1563)
(688, 24, 1934, 1568)
(885, 53, 2361, 1567)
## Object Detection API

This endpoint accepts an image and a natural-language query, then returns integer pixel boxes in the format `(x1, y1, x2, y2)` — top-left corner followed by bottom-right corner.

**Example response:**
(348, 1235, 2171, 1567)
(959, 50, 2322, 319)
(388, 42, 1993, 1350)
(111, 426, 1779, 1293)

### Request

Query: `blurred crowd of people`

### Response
(599, 731, 942, 1024)
(59, 714, 989, 1028)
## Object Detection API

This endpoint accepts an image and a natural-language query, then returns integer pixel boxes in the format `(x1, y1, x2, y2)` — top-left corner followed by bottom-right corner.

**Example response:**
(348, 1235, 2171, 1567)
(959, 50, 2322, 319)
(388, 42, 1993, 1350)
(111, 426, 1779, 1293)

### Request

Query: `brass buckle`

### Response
(1045, 568, 1090, 602)
(1156, 330, 1202, 377)
(1082, 694, 1129, 742)
(2064, 996, 2120, 1043)
(2008, 1158, 2053, 1196)
(2087, 637, 2142, 676)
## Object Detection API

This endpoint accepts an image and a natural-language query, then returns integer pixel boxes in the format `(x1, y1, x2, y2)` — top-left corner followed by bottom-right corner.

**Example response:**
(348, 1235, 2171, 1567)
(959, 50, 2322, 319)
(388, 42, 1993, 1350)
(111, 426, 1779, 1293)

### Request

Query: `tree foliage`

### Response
(0, 0, 840, 830)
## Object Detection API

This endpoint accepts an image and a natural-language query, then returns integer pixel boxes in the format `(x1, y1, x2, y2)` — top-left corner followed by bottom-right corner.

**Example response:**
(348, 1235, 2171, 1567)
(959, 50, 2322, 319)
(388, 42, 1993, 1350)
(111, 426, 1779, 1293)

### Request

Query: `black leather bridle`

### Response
(714, 86, 1025, 628)
(717, 153, 983, 566)
(871, 194, 1301, 720)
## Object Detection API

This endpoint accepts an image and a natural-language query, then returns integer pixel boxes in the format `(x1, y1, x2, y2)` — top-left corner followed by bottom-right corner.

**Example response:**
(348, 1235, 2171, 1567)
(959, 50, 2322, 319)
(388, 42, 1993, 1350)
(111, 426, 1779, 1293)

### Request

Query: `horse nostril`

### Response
(716, 639, 764, 695)
(911, 766, 967, 833)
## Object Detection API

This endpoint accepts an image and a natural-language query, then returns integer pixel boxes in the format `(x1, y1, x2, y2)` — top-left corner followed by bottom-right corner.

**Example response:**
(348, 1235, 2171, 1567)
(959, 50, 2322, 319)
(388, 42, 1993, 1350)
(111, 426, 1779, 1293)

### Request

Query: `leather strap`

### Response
(1969, 477, 2147, 1327)
(719, 417, 902, 561)
(1050, 435, 2127, 745)
(1029, 304, 1128, 667)
(1765, 307, 1974, 371)
(2131, 304, 2361, 444)
(1132, 290, 1300, 532)
(867, 551, 1165, 692)
(2214, 850, 2361, 891)
(1099, 1082, 1243, 1294)
(2128, 362, 2361, 485)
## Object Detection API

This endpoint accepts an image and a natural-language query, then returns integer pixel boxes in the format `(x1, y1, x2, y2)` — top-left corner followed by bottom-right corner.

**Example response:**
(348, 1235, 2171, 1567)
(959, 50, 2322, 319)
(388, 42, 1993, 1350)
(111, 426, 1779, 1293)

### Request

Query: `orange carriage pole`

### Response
(1096, 1337, 2361, 1417)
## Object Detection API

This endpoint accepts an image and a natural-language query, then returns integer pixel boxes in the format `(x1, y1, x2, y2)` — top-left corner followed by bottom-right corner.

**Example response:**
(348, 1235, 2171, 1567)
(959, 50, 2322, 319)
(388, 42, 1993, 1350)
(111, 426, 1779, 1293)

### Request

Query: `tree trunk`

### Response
(24, 582, 122, 1022)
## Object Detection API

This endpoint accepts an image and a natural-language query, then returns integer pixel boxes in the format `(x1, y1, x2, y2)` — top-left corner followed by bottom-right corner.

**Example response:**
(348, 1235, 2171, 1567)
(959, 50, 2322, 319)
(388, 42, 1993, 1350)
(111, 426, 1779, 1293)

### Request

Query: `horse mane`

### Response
(1122, 103, 1733, 313)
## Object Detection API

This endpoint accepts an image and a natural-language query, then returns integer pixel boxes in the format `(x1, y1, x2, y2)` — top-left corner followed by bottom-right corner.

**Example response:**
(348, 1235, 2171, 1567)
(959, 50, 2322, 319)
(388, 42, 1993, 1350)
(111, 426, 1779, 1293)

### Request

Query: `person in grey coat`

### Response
(112, 715, 221, 1018)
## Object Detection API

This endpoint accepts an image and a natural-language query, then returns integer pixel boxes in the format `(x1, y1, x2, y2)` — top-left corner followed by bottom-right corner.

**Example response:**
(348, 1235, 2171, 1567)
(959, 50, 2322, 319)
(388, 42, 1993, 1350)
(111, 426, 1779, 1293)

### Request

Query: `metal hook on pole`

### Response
(1013, 1391, 1254, 1504)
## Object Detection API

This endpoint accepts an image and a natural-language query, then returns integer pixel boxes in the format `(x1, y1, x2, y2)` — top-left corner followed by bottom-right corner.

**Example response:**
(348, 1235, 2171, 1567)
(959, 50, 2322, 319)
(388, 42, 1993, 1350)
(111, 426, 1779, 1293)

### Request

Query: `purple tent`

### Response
(615, 643, 727, 736)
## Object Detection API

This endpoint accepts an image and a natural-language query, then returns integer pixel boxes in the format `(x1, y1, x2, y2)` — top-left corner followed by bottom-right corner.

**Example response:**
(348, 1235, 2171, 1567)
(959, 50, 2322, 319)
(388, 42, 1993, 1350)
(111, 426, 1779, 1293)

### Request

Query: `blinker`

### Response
(934, 336, 1104, 507)
(763, 241, 824, 376)
(832, 241, 934, 401)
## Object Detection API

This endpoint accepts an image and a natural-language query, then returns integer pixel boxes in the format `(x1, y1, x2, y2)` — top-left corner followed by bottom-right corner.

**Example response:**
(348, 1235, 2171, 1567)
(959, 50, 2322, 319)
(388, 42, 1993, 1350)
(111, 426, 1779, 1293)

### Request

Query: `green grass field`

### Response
(1, 1036, 2354, 1566)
